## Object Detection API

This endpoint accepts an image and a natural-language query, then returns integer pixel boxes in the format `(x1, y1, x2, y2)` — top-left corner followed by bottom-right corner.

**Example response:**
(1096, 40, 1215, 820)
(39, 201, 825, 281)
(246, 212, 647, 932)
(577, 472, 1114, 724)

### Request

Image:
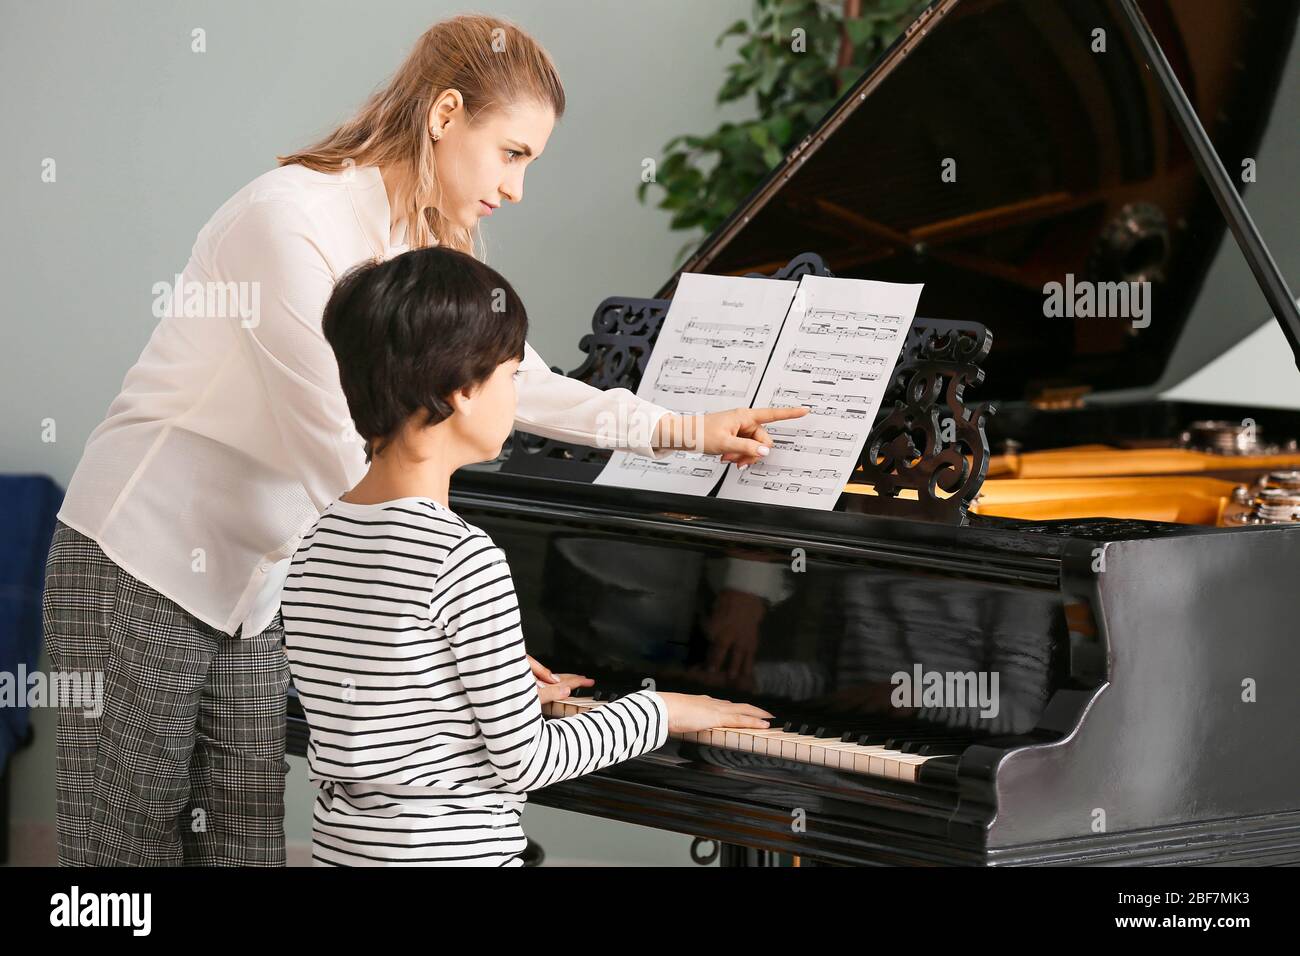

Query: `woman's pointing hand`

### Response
(652, 406, 809, 468)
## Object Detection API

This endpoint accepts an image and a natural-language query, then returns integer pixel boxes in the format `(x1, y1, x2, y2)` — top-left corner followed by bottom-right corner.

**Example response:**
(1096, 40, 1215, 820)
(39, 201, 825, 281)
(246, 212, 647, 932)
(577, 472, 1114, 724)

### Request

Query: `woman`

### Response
(42, 13, 802, 866)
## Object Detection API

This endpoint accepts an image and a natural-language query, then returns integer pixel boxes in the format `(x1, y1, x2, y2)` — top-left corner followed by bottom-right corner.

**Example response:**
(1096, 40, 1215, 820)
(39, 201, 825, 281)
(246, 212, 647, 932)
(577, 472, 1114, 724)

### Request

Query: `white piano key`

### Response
(542, 699, 936, 783)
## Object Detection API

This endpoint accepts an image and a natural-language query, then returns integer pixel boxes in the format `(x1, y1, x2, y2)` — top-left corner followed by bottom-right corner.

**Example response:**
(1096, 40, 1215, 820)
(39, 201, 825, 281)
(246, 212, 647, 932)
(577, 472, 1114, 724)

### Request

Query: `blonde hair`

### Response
(277, 14, 565, 257)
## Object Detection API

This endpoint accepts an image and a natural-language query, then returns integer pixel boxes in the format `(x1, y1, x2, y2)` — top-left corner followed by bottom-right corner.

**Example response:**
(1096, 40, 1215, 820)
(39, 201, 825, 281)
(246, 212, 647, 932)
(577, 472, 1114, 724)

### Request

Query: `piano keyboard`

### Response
(543, 693, 967, 784)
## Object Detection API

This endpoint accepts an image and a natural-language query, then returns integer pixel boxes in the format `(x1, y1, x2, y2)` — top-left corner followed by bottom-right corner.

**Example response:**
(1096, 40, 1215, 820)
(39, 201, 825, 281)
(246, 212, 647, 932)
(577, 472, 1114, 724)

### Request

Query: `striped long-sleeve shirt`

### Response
(280, 495, 669, 866)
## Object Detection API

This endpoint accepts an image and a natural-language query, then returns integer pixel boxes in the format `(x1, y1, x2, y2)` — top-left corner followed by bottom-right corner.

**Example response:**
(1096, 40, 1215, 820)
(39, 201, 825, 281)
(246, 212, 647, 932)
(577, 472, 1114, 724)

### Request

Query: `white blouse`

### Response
(57, 163, 673, 638)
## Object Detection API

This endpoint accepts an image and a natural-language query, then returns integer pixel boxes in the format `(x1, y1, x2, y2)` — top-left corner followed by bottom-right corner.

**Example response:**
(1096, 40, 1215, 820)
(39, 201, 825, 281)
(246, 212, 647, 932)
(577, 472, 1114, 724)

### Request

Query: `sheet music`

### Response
(716, 274, 923, 510)
(593, 272, 797, 496)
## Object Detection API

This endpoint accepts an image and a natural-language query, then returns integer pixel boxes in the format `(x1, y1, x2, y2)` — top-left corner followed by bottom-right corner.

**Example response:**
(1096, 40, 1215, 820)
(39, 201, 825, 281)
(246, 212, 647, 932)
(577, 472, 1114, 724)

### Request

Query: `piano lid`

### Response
(659, 0, 1299, 402)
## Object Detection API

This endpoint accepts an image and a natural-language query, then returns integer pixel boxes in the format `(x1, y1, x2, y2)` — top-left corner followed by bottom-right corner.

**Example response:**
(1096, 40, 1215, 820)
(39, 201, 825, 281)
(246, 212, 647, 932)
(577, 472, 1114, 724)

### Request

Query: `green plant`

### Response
(638, 0, 929, 263)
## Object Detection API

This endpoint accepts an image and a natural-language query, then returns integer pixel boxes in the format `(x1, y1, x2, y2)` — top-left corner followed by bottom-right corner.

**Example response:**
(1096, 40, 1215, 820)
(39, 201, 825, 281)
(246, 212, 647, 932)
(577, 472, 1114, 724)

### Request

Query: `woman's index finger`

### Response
(751, 405, 809, 423)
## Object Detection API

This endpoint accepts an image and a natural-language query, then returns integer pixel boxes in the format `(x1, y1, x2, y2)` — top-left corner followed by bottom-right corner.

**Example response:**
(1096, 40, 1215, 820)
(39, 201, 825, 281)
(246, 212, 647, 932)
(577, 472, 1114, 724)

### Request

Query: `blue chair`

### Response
(0, 474, 63, 862)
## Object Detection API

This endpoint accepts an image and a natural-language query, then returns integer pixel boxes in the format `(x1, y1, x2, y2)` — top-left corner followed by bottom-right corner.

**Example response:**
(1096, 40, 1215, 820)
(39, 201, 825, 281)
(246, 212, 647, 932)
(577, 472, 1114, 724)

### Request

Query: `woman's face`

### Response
(431, 98, 555, 230)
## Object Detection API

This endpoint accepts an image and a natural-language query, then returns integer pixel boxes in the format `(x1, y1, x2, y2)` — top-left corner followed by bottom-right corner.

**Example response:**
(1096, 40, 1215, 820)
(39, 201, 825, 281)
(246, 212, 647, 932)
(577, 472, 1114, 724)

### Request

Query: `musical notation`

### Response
(771, 387, 874, 419)
(784, 348, 887, 386)
(717, 274, 922, 510)
(764, 422, 859, 458)
(734, 464, 841, 498)
(770, 440, 849, 457)
(654, 356, 757, 398)
(680, 319, 773, 349)
(594, 271, 922, 510)
(602, 457, 721, 481)
(800, 308, 903, 342)
(766, 423, 857, 442)
(594, 273, 799, 498)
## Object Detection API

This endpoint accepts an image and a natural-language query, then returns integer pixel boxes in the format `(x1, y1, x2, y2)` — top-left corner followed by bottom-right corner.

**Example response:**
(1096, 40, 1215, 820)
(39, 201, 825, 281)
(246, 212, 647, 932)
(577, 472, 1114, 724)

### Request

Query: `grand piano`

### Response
(287, 0, 1300, 865)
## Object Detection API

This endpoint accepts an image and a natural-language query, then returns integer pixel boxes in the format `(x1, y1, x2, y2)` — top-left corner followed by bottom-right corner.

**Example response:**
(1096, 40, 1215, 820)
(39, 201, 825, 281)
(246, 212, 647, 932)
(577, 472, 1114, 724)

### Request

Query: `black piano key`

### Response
(832, 726, 884, 741)
(837, 722, 917, 742)
(917, 742, 969, 757)
(885, 730, 965, 749)
(588, 682, 648, 703)
(899, 735, 972, 754)
(814, 717, 903, 739)
(859, 728, 936, 747)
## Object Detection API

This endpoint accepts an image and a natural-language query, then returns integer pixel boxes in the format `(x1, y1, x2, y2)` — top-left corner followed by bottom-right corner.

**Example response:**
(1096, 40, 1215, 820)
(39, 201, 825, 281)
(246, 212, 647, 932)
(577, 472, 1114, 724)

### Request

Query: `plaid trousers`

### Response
(41, 520, 291, 866)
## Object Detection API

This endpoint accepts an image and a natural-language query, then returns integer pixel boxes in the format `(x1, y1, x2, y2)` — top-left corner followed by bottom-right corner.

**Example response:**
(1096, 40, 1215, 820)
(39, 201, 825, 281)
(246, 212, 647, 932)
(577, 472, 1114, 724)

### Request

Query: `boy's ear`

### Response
(447, 382, 475, 416)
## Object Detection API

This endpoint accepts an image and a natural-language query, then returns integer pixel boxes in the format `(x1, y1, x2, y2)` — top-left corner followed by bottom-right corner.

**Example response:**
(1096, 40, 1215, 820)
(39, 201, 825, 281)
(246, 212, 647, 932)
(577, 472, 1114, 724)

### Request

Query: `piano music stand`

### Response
(503, 252, 993, 524)
(501, 253, 836, 482)
(847, 318, 995, 524)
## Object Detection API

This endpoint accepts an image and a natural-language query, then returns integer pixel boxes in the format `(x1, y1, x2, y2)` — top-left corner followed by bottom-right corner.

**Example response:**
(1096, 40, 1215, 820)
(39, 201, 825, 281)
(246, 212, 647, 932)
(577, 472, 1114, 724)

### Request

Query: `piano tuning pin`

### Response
(1264, 470, 1300, 491)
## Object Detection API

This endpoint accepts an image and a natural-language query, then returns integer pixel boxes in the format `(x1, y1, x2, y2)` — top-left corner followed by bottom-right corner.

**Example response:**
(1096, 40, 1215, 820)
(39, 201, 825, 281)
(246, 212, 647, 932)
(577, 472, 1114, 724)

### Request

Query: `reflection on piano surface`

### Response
(287, 0, 1300, 865)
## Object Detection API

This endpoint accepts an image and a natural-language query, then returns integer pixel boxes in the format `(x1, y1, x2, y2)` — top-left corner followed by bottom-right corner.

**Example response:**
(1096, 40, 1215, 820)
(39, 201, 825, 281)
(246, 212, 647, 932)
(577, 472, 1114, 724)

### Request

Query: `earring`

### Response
(430, 128, 442, 142)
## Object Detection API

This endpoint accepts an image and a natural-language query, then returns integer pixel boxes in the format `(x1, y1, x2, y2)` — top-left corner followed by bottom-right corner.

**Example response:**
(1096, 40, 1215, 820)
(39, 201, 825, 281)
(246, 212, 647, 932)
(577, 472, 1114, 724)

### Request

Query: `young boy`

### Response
(281, 247, 772, 866)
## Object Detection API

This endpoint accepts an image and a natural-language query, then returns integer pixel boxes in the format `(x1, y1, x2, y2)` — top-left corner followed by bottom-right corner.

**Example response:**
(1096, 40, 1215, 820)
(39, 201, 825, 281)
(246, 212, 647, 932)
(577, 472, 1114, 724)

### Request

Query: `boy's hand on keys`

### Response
(527, 654, 561, 684)
(656, 692, 773, 734)
(527, 655, 593, 705)
(536, 674, 594, 705)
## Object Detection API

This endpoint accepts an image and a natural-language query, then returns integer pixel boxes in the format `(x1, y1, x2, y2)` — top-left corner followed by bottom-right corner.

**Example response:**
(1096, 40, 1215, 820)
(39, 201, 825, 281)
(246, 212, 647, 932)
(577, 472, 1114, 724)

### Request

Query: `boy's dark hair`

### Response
(322, 246, 528, 462)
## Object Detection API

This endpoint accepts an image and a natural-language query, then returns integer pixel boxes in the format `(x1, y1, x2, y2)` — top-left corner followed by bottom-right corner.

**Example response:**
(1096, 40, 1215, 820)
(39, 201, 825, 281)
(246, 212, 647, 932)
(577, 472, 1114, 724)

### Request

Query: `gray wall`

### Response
(2, 0, 752, 866)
